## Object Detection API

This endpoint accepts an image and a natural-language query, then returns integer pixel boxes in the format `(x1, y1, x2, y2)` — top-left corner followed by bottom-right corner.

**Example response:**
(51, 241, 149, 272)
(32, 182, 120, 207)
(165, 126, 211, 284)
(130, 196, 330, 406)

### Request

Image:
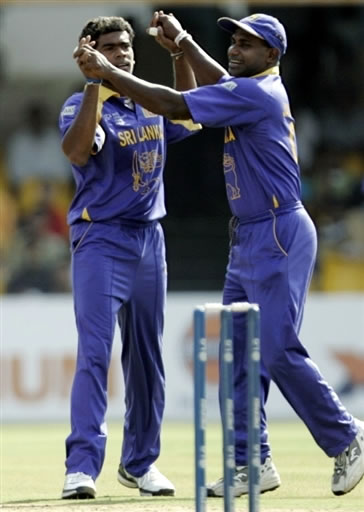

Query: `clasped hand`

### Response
(73, 35, 111, 80)
(147, 10, 185, 53)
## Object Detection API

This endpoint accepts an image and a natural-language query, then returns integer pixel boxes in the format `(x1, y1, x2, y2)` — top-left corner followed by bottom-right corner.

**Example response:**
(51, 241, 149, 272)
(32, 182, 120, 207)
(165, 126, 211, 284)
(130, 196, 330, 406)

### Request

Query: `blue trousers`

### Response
(222, 206, 357, 465)
(65, 219, 167, 479)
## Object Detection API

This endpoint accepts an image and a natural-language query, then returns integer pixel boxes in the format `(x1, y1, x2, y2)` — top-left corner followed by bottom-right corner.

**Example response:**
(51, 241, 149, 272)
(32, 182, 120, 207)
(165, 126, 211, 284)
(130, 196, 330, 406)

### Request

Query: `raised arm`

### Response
(172, 52, 197, 90)
(148, 11, 197, 91)
(175, 37, 227, 86)
(156, 12, 228, 86)
(62, 37, 100, 166)
(74, 41, 191, 120)
(105, 68, 190, 120)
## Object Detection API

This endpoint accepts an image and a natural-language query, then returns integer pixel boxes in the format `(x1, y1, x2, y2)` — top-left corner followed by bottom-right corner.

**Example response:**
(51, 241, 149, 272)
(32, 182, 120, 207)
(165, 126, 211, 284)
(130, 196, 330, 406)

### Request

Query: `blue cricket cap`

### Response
(217, 13, 287, 56)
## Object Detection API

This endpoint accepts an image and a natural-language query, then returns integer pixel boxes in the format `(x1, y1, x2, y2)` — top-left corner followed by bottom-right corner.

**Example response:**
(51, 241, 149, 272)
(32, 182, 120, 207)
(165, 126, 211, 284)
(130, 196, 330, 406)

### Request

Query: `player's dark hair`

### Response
(79, 16, 135, 45)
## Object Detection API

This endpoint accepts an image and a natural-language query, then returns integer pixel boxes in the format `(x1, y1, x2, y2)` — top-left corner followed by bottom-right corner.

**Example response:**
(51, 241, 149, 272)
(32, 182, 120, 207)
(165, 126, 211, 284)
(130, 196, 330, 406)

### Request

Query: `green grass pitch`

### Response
(1, 421, 363, 511)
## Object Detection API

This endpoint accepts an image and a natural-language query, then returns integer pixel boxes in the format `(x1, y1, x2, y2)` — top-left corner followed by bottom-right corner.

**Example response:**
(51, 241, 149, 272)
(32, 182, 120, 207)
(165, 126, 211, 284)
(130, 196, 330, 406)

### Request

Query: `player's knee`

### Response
(263, 349, 289, 379)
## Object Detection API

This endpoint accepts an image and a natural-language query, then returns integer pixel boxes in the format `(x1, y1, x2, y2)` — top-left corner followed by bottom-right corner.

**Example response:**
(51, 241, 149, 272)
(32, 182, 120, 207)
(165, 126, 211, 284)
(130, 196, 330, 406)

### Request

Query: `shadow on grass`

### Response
(2, 496, 194, 506)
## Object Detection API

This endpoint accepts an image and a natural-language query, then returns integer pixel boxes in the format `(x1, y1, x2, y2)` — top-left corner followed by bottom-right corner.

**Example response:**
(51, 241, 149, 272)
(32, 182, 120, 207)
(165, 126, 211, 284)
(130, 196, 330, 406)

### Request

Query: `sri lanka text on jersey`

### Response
(118, 125, 163, 147)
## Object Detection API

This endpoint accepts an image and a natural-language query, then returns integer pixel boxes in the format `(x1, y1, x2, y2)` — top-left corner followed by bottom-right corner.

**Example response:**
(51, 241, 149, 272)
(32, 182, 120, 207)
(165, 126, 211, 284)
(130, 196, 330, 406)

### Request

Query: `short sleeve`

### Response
(182, 76, 267, 128)
(59, 93, 105, 154)
(164, 118, 201, 144)
(59, 94, 82, 136)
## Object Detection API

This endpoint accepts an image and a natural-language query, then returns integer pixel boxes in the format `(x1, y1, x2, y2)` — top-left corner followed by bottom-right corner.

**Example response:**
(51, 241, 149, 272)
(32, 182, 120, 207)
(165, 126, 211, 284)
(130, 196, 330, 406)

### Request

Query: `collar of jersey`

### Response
(99, 85, 120, 101)
(97, 86, 121, 122)
(251, 65, 280, 79)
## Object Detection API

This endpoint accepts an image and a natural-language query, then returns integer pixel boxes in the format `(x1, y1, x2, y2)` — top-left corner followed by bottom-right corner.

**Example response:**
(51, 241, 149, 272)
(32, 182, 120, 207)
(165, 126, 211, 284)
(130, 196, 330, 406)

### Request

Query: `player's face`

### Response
(96, 31, 135, 74)
(227, 29, 276, 77)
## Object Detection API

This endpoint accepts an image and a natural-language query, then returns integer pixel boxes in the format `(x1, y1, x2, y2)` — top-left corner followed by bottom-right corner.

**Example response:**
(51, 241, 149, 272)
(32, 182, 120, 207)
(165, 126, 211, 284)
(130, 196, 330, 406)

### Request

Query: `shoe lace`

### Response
(210, 466, 248, 488)
(334, 451, 347, 476)
(144, 465, 161, 482)
(235, 466, 248, 483)
(67, 472, 88, 482)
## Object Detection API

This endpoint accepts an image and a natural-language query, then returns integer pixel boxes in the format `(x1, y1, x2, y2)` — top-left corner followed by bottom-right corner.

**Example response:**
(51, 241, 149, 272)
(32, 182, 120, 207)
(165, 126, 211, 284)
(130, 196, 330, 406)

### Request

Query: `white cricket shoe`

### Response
(117, 463, 175, 496)
(332, 420, 364, 495)
(207, 457, 281, 497)
(62, 472, 96, 499)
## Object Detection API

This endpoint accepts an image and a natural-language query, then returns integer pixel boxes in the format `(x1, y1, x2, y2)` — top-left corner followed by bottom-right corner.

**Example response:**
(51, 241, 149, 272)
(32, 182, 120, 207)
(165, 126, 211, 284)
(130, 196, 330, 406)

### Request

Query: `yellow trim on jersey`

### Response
(99, 85, 120, 102)
(225, 126, 236, 143)
(81, 207, 91, 221)
(170, 119, 202, 131)
(141, 107, 159, 118)
(251, 66, 280, 79)
(97, 85, 120, 122)
(272, 195, 280, 208)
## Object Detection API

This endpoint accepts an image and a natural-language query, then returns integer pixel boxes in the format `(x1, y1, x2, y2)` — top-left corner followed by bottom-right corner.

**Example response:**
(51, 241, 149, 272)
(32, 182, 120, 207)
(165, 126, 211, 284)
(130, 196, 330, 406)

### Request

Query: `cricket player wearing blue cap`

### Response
(76, 10, 364, 499)
(218, 13, 287, 56)
(59, 16, 200, 499)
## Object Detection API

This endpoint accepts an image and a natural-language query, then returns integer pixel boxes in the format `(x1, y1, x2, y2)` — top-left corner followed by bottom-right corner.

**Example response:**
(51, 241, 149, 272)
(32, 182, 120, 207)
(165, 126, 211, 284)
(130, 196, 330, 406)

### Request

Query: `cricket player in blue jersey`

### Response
(76, 10, 364, 499)
(59, 16, 200, 499)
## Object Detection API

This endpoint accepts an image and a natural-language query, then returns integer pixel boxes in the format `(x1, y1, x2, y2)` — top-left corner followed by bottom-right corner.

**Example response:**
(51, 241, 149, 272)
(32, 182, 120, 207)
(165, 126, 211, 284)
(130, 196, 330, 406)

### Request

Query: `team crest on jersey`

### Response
(132, 150, 162, 195)
(61, 105, 76, 117)
(104, 113, 127, 126)
(223, 153, 241, 200)
(221, 81, 238, 92)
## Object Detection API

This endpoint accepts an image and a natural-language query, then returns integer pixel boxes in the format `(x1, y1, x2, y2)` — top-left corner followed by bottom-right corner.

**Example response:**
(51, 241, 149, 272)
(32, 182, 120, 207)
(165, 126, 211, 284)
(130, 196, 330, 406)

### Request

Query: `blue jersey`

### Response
(59, 86, 200, 224)
(182, 67, 301, 220)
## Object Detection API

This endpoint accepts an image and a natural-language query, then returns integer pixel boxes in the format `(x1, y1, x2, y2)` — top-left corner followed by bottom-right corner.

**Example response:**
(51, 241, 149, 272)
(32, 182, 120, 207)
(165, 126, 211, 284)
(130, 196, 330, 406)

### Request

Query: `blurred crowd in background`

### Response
(0, 3, 363, 294)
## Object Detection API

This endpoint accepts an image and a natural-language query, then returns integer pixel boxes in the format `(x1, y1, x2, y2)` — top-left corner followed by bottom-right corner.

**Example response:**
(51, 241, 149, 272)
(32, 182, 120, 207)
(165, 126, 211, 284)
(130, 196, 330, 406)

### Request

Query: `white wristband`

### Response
(174, 30, 191, 48)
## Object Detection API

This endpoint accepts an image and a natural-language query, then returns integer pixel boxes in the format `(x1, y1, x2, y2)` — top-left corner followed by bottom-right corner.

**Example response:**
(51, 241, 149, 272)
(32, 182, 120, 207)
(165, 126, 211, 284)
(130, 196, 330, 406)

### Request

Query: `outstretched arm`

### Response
(155, 12, 228, 86)
(148, 11, 197, 91)
(74, 42, 191, 119)
(62, 36, 100, 166)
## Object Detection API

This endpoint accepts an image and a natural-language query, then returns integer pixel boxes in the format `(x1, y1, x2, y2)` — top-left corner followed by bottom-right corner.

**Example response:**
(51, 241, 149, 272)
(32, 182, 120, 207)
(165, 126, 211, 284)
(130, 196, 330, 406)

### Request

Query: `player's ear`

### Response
(268, 47, 280, 65)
